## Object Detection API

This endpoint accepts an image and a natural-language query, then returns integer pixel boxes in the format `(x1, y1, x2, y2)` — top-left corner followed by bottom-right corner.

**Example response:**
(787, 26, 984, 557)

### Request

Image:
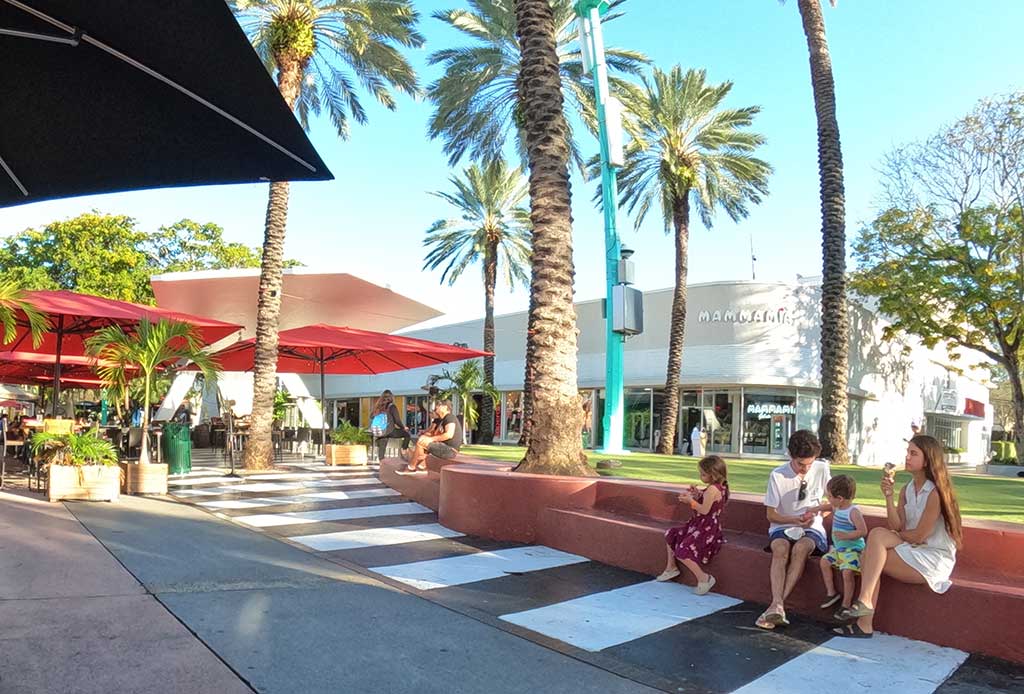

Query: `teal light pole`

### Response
(575, 0, 625, 454)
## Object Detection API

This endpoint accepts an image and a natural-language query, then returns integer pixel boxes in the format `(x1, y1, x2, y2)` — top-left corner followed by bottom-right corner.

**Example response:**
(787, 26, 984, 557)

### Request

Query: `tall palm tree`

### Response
(423, 158, 531, 444)
(610, 67, 771, 455)
(428, 0, 646, 169)
(232, 0, 423, 468)
(86, 319, 220, 466)
(0, 279, 49, 347)
(792, 0, 849, 464)
(512, 0, 589, 476)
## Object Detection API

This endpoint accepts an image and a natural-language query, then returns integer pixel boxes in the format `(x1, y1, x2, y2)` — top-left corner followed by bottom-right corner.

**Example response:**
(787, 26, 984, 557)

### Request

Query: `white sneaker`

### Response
(694, 575, 716, 595)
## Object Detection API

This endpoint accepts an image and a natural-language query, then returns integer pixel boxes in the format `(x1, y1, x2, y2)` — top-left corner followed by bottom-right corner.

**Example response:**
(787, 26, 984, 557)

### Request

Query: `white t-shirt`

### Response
(764, 459, 831, 536)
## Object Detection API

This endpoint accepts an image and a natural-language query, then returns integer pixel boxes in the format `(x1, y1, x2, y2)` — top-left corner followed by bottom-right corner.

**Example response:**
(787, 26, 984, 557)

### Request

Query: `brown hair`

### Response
(788, 429, 822, 459)
(827, 474, 857, 500)
(698, 455, 729, 500)
(371, 390, 394, 415)
(910, 435, 963, 549)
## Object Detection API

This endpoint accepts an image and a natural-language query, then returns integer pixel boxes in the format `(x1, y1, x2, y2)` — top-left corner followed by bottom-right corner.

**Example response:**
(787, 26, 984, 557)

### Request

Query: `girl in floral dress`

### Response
(656, 455, 730, 595)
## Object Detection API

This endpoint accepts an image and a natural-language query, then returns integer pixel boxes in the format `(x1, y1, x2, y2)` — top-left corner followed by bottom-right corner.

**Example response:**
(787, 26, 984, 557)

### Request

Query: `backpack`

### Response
(370, 412, 389, 437)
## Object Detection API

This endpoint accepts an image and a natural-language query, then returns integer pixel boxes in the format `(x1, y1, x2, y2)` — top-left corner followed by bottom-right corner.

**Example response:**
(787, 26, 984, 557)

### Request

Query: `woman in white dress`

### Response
(836, 435, 962, 638)
(690, 425, 704, 457)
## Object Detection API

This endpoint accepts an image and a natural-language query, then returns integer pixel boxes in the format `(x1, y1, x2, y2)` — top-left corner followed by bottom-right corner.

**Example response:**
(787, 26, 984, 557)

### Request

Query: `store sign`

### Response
(697, 306, 793, 325)
(746, 402, 796, 420)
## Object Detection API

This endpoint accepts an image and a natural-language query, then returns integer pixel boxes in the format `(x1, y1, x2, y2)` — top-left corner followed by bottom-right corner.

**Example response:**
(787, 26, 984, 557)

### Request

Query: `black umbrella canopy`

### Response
(0, 0, 333, 207)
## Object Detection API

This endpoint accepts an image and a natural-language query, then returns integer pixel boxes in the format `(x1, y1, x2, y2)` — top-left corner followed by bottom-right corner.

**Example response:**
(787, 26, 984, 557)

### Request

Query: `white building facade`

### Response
(309, 281, 994, 466)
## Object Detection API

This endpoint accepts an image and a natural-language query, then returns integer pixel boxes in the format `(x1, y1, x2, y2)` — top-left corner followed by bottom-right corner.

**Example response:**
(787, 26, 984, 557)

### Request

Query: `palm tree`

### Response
(231, 0, 423, 468)
(511, 0, 589, 476)
(0, 279, 49, 347)
(427, 0, 646, 169)
(86, 319, 220, 466)
(423, 158, 531, 444)
(440, 360, 499, 438)
(609, 67, 771, 455)
(790, 0, 849, 464)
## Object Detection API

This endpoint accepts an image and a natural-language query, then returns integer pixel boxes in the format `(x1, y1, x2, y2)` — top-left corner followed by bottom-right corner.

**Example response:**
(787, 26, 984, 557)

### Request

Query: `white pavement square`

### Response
(197, 498, 298, 510)
(297, 488, 399, 501)
(732, 632, 968, 694)
(499, 580, 743, 651)
(233, 502, 434, 528)
(289, 523, 464, 552)
(374, 546, 589, 591)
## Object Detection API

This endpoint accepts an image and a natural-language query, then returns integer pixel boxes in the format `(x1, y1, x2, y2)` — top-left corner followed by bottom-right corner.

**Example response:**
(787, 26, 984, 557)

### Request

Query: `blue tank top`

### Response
(832, 506, 865, 551)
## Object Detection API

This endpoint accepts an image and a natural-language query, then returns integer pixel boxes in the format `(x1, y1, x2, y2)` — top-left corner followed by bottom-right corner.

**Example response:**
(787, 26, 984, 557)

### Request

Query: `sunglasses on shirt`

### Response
(798, 479, 807, 501)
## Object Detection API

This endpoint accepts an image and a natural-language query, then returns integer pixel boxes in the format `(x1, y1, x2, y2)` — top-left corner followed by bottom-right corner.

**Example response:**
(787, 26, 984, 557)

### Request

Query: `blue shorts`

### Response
(765, 528, 828, 556)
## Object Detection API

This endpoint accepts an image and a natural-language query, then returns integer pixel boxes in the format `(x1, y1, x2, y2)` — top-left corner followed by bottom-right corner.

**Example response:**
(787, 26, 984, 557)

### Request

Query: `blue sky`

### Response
(2, 0, 1022, 329)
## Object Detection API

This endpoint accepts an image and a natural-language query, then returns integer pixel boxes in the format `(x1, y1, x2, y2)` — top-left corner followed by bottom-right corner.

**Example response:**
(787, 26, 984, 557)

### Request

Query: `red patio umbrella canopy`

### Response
(207, 324, 490, 375)
(5, 290, 243, 357)
(0, 351, 137, 386)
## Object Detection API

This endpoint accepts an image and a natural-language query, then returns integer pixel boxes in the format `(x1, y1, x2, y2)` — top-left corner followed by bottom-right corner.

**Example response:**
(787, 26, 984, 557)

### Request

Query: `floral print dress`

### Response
(665, 483, 729, 565)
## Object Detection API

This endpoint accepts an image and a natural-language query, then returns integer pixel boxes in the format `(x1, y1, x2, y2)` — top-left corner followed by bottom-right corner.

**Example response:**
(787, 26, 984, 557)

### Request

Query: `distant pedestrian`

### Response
(690, 425, 704, 457)
(657, 455, 730, 595)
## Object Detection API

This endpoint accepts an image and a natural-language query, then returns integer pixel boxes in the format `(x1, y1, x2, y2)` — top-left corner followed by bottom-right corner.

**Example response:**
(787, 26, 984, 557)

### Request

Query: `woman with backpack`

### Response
(370, 390, 410, 461)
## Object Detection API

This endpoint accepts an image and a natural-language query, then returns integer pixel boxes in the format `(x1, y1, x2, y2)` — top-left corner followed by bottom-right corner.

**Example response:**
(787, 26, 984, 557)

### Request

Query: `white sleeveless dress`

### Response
(894, 480, 957, 593)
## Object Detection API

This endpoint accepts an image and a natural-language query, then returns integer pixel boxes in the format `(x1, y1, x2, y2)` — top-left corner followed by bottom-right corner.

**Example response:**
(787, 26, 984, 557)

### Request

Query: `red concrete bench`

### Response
(429, 465, 1024, 664)
(379, 454, 508, 511)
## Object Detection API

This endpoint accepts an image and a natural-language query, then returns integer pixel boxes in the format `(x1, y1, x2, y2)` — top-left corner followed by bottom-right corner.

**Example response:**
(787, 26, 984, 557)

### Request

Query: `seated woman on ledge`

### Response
(836, 435, 962, 638)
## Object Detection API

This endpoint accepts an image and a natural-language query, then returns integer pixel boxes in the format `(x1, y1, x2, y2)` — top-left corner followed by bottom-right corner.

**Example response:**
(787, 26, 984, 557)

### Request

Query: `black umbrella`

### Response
(0, 0, 332, 207)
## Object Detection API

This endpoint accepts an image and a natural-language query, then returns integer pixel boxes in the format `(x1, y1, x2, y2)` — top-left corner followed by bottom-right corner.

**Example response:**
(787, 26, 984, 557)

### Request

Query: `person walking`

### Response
(691, 424, 705, 457)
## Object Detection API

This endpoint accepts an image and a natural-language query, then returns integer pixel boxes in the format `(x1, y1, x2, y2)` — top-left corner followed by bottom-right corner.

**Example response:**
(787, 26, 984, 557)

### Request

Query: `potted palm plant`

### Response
(326, 421, 371, 466)
(441, 360, 498, 445)
(86, 318, 219, 495)
(32, 430, 120, 502)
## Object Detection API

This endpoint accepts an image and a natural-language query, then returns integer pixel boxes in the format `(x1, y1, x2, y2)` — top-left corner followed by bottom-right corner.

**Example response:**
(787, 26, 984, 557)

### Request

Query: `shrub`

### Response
(330, 421, 371, 446)
(30, 431, 118, 467)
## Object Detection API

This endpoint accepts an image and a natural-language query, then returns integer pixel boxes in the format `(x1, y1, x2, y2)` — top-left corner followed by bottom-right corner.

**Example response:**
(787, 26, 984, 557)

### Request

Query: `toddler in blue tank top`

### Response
(818, 474, 868, 620)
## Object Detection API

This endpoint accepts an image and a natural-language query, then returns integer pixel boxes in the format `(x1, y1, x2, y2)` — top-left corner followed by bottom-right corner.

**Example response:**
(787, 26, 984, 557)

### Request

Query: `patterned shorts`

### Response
(824, 547, 862, 572)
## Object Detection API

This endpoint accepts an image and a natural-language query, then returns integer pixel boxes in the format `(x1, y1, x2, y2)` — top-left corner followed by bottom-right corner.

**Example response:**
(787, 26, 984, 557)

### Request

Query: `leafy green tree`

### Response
(231, 0, 423, 469)
(427, 0, 646, 169)
(441, 359, 499, 435)
(423, 158, 531, 444)
(0, 279, 49, 347)
(0, 212, 152, 302)
(148, 220, 262, 272)
(608, 67, 771, 454)
(87, 319, 220, 466)
(511, 0, 589, 475)
(786, 0, 850, 464)
(854, 92, 1024, 464)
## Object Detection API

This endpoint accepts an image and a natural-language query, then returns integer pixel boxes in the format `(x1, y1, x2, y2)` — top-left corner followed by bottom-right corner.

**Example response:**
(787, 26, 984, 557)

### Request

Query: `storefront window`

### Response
(504, 392, 523, 441)
(703, 391, 734, 453)
(625, 388, 653, 449)
(797, 392, 820, 433)
(679, 391, 701, 454)
(651, 389, 666, 452)
(404, 396, 431, 434)
(743, 392, 796, 455)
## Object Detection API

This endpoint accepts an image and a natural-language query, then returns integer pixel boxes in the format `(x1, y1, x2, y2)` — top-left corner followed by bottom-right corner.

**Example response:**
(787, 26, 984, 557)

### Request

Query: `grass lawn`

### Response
(462, 445, 1024, 525)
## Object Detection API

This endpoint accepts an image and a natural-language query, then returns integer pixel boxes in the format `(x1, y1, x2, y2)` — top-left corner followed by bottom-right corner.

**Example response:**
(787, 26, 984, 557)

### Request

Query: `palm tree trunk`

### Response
(518, 284, 536, 447)
(512, 0, 590, 476)
(658, 194, 690, 455)
(479, 240, 498, 444)
(139, 370, 152, 465)
(245, 51, 304, 470)
(1005, 357, 1024, 465)
(799, 0, 849, 464)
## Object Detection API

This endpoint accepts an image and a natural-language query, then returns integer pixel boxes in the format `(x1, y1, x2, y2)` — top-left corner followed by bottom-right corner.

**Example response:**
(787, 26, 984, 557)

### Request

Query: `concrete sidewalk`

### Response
(0, 490, 253, 694)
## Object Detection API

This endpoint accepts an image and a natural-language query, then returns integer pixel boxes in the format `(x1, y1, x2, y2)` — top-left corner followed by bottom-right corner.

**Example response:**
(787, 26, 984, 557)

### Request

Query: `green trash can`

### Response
(162, 423, 192, 475)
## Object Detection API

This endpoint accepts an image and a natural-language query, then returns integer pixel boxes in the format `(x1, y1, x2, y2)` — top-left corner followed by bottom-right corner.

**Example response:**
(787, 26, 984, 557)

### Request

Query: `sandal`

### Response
(764, 609, 787, 627)
(655, 568, 680, 582)
(694, 575, 716, 595)
(833, 623, 873, 638)
(820, 593, 842, 609)
(755, 611, 776, 630)
(844, 600, 875, 618)
(834, 606, 854, 621)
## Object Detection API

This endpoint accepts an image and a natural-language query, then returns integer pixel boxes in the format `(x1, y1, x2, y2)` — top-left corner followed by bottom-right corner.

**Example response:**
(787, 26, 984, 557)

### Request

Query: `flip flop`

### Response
(764, 610, 788, 626)
(844, 600, 875, 618)
(833, 623, 873, 638)
(755, 612, 776, 630)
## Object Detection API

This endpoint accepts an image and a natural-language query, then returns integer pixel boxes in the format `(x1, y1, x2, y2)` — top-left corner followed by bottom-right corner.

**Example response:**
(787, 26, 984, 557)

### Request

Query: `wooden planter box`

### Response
(325, 444, 368, 466)
(120, 462, 168, 495)
(49, 464, 121, 503)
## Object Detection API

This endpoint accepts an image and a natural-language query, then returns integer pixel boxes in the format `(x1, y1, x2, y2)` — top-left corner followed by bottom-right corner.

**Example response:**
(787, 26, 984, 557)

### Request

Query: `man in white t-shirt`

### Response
(756, 429, 832, 630)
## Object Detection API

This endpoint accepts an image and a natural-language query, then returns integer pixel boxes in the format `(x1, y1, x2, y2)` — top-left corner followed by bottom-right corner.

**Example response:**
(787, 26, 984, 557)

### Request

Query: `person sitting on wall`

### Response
(756, 429, 832, 630)
(401, 400, 463, 472)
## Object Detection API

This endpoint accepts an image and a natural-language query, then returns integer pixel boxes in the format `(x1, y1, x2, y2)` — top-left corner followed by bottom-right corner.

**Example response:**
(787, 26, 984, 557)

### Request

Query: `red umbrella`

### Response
(198, 324, 490, 448)
(0, 399, 28, 409)
(4, 290, 241, 414)
(0, 351, 138, 385)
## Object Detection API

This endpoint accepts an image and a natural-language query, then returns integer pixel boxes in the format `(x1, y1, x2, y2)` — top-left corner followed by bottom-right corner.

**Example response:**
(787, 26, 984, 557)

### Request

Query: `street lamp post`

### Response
(575, 0, 626, 454)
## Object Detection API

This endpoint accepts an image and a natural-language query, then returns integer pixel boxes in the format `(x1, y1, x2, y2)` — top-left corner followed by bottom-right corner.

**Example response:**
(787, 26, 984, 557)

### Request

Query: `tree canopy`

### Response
(0, 212, 292, 303)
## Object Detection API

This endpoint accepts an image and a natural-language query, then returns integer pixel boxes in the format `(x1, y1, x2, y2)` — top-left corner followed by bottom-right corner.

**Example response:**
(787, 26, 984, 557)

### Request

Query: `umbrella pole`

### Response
(320, 350, 327, 459)
(51, 315, 65, 417)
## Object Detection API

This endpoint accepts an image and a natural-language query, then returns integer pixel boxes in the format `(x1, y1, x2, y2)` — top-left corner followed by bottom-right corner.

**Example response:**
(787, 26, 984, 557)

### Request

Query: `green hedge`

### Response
(991, 440, 1017, 461)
